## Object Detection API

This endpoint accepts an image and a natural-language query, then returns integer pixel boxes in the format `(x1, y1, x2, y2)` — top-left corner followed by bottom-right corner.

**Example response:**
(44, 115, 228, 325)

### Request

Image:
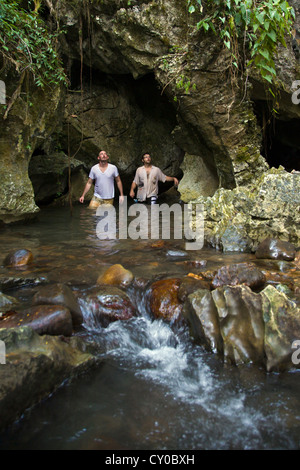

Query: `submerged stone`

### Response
(255, 238, 296, 261)
(97, 264, 134, 287)
(32, 283, 83, 327)
(1, 305, 73, 337)
(3, 249, 33, 267)
(211, 262, 266, 290)
(149, 278, 183, 323)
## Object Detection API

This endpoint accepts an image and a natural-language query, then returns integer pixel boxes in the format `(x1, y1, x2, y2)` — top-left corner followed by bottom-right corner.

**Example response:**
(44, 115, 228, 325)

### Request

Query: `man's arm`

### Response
(165, 175, 179, 186)
(115, 175, 124, 203)
(130, 181, 137, 198)
(79, 177, 93, 203)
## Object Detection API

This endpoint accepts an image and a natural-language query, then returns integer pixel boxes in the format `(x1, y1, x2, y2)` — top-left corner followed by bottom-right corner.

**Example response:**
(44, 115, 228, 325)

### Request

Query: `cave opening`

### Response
(253, 100, 300, 172)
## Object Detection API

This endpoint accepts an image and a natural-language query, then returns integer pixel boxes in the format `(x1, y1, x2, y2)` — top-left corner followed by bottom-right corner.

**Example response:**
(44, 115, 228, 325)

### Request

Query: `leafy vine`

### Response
(187, 0, 295, 85)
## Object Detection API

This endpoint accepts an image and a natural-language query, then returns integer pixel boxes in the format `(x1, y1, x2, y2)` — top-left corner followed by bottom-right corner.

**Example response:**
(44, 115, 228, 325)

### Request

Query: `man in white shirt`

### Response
(79, 150, 124, 208)
(129, 153, 179, 204)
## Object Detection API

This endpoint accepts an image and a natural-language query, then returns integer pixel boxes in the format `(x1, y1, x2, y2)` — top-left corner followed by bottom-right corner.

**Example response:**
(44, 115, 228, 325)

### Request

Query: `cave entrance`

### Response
(253, 100, 300, 172)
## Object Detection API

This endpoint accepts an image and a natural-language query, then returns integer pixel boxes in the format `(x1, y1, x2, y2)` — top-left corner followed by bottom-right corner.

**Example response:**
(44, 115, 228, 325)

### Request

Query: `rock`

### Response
(183, 288, 223, 355)
(97, 264, 134, 287)
(79, 286, 135, 328)
(178, 153, 219, 200)
(183, 283, 300, 371)
(212, 286, 265, 366)
(3, 249, 33, 267)
(0, 68, 64, 224)
(262, 285, 300, 372)
(1, 305, 73, 336)
(255, 238, 296, 261)
(0, 327, 97, 432)
(32, 283, 83, 327)
(178, 275, 210, 302)
(0, 292, 19, 314)
(28, 152, 88, 205)
(211, 262, 266, 290)
(188, 169, 300, 251)
(166, 250, 187, 258)
(148, 278, 183, 323)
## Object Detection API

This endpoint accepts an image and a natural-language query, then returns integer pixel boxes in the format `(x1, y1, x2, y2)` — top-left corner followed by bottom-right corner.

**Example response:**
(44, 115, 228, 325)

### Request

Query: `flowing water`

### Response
(0, 204, 299, 450)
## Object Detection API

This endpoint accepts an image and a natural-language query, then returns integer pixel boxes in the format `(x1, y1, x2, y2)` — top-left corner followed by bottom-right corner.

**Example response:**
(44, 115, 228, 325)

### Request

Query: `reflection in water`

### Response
(0, 205, 299, 450)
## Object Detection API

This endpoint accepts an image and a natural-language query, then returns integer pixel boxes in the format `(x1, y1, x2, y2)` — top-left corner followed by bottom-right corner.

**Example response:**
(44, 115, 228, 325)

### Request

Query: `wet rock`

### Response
(184, 283, 300, 371)
(32, 283, 83, 327)
(97, 264, 134, 287)
(183, 289, 223, 355)
(262, 285, 300, 372)
(211, 263, 266, 290)
(1, 305, 73, 336)
(0, 275, 47, 291)
(80, 286, 135, 328)
(255, 238, 296, 261)
(212, 286, 265, 366)
(0, 292, 19, 314)
(178, 275, 211, 302)
(166, 250, 187, 258)
(3, 249, 33, 267)
(149, 278, 183, 323)
(0, 327, 97, 432)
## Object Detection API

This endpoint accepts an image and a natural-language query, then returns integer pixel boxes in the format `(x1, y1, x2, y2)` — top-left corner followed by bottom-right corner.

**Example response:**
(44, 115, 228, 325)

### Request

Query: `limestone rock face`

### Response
(0, 68, 65, 223)
(190, 168, 300, 251)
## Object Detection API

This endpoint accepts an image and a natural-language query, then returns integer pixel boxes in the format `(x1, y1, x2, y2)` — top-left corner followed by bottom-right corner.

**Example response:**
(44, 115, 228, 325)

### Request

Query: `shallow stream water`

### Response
(0, 204, 299, 450)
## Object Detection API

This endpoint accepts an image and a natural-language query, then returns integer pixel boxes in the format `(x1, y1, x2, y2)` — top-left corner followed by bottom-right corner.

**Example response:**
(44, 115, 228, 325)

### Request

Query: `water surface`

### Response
(0, 205, 299, 450)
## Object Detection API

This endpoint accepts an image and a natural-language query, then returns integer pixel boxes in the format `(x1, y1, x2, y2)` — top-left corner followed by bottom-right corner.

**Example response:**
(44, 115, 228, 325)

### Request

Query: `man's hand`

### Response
(79, 196, 84, 203)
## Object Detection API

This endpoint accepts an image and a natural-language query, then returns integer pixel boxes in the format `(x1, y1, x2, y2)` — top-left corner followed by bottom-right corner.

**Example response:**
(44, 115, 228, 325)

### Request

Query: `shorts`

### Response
(88, 195, 114, 209)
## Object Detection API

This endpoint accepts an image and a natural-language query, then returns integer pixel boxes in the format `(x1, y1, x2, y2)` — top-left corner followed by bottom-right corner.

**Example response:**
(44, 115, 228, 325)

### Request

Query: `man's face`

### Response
(143, 154, 151, 164)
(98, 151, 109, 161)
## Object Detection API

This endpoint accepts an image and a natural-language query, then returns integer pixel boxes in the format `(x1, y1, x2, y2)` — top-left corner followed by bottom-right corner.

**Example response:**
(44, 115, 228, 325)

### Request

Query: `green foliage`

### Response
(187, 0, 295, 84)
(0, 0, 68, 88)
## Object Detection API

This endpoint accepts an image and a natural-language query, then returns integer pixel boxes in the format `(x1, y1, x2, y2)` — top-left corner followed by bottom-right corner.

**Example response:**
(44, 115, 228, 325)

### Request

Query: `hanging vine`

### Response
(187, 0, 295, 85)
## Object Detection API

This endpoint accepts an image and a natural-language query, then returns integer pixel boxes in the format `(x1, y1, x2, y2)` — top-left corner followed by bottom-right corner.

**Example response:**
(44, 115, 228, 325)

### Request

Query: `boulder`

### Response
(183, 284, 300, 371)
(211, 263, 266, 290)
(97, 264, 134, 288)
(212, 286, 265, 366)
(79, 286, 135, 328)
(1, 305, 73, 336)
(262, 285, 300, 372)
(183, 288, 223, 355)
(32, 283, 83, 327)
(3, 249, 33, 267)
(0, 327, 97, 432)
(255, 238, 296, 261)
(148, 278, 183, 323)
(0, 292, 19, 314)
(178, 275, 211, 302)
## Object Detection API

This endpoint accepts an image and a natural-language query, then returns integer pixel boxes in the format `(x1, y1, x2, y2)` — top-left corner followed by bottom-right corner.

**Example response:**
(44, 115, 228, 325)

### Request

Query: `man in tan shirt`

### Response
(129, 153, 179, 204)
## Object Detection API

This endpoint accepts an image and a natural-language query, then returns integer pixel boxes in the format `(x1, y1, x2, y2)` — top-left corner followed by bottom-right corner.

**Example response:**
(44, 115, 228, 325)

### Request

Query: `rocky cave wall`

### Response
(0, 0, 300, 248)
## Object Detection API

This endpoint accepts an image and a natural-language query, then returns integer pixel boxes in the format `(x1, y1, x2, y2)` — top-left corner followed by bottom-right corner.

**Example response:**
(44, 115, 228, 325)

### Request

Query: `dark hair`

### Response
(142, 153, 151, 160)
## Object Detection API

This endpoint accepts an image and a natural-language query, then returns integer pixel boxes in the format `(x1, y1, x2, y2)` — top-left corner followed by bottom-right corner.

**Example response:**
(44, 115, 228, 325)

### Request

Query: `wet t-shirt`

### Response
(89, 163, 119, 199)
